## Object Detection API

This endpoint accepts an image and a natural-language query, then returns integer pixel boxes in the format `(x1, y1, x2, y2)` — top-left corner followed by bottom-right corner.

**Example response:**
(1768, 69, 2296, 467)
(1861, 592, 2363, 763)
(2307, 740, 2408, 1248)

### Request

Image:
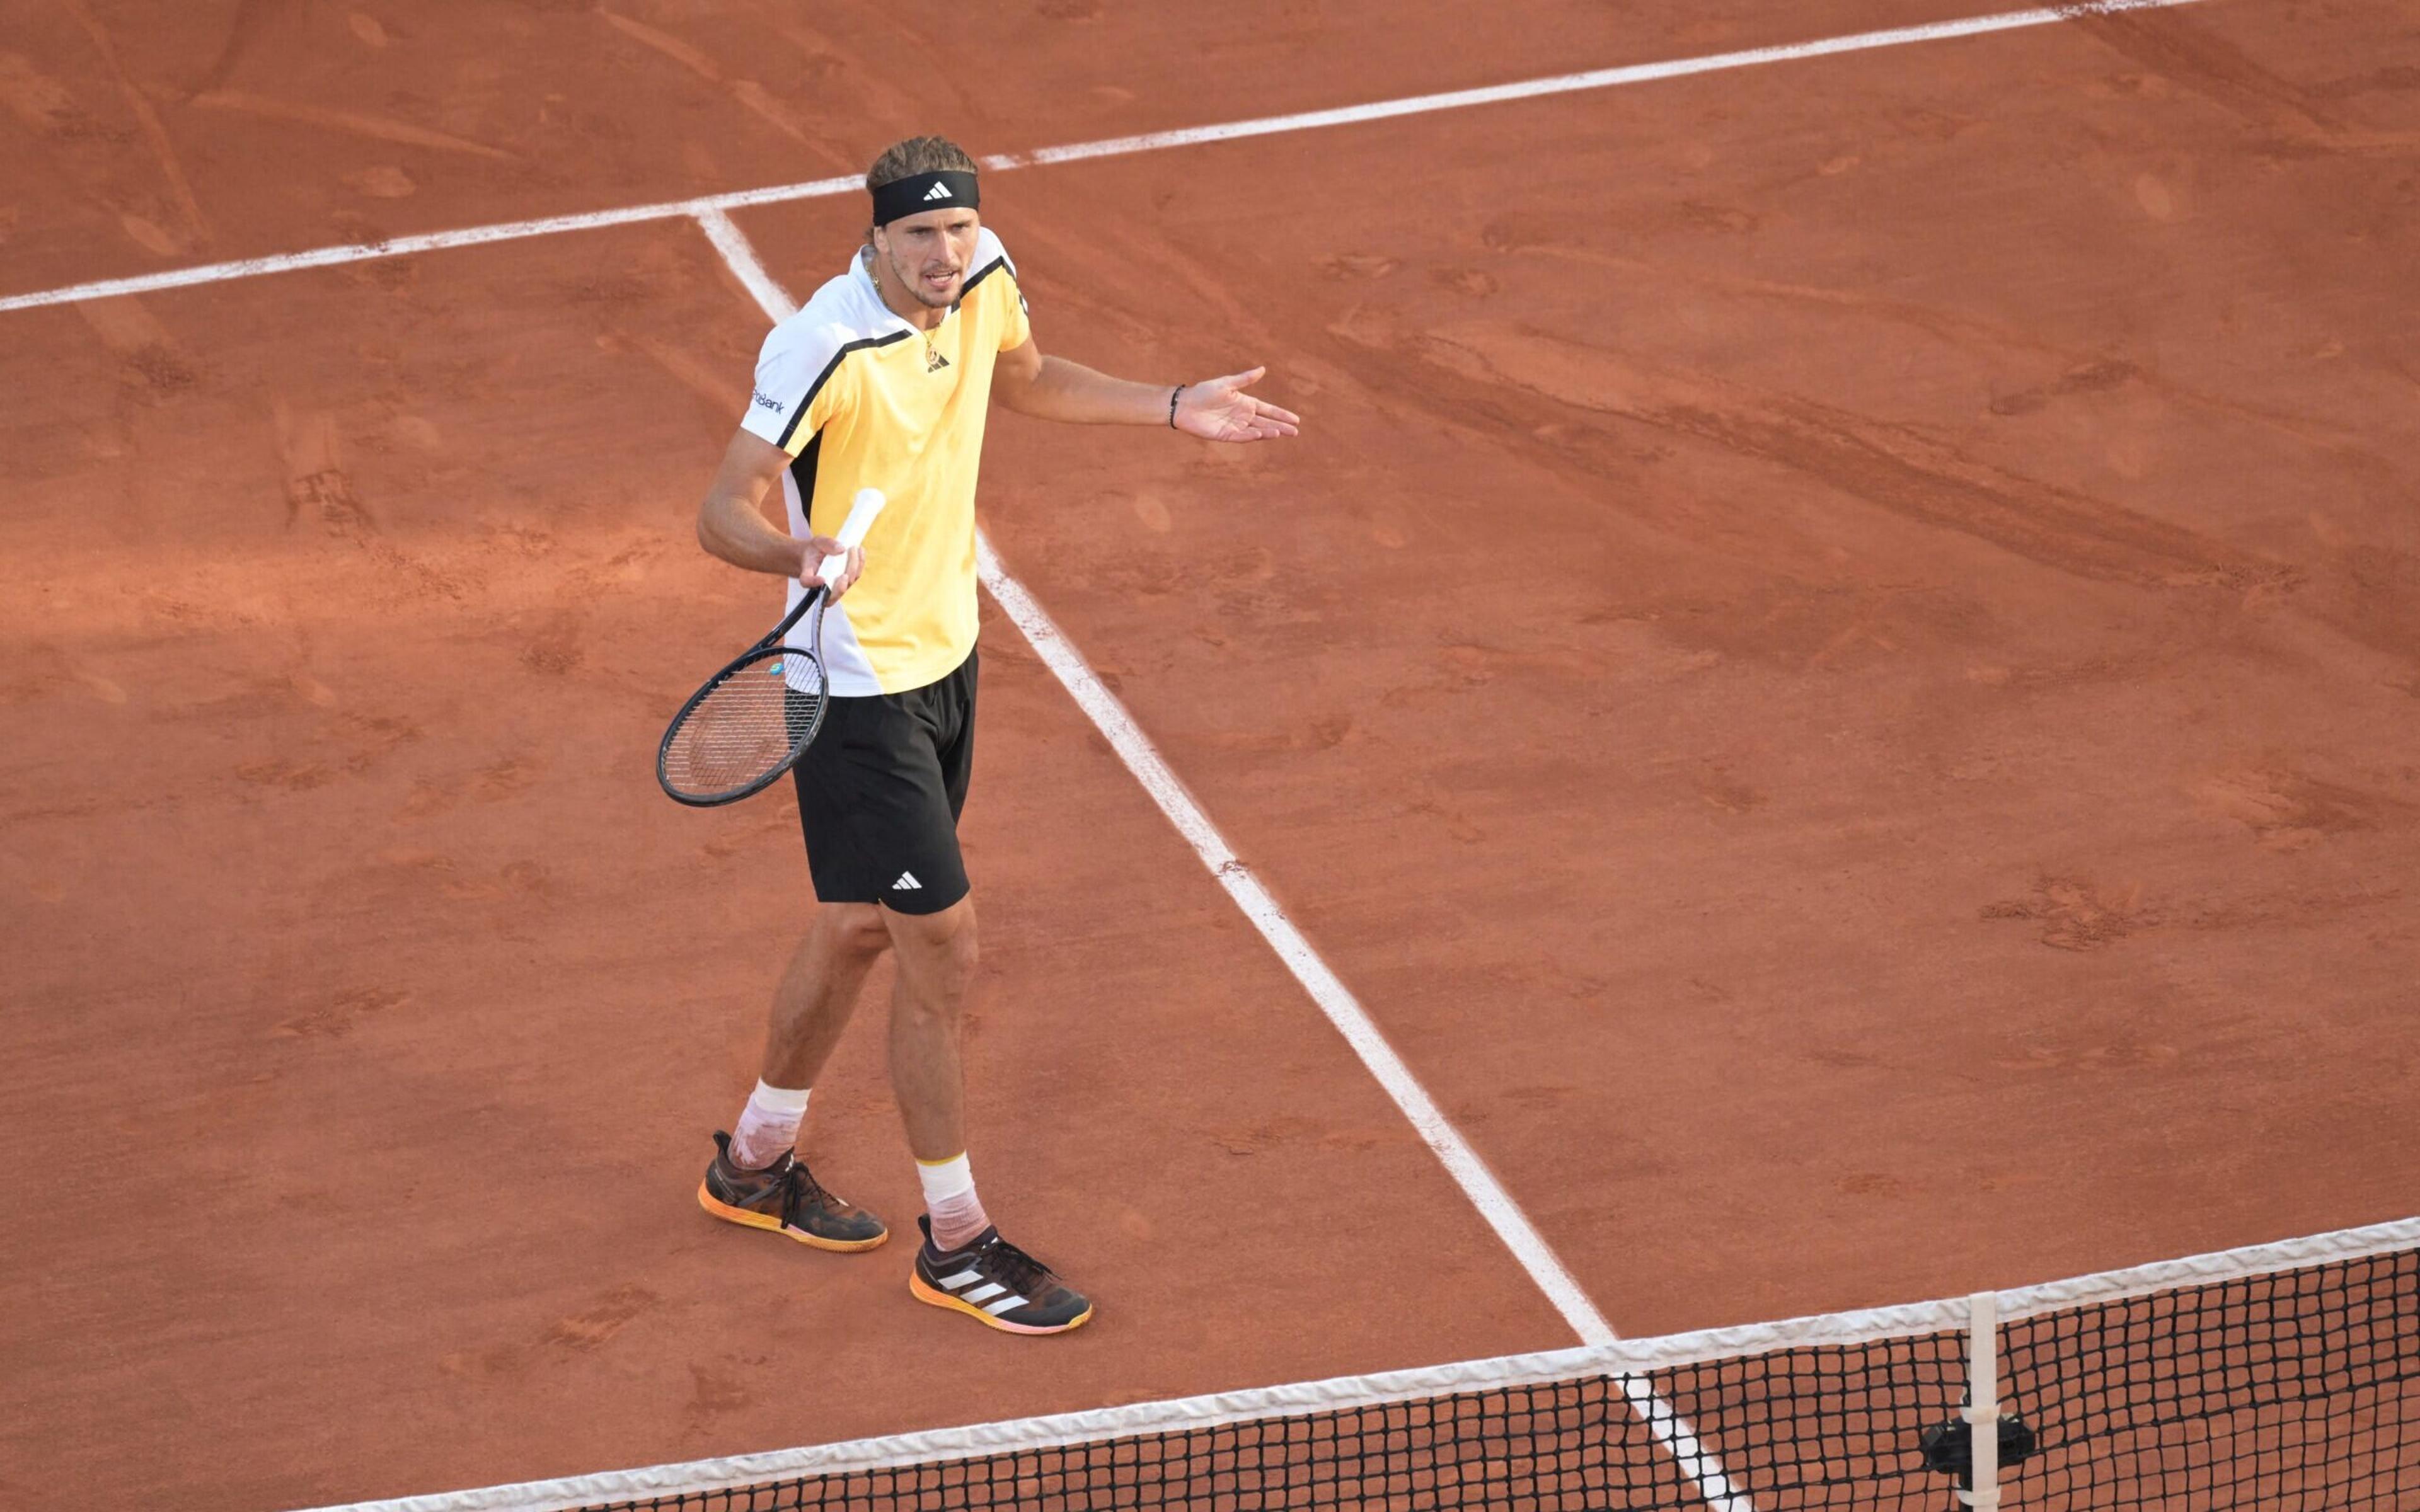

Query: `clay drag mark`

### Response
(187, 89, 521, 162)
(594, 8, 856, 171)
(70, 294, 203, 403)
(2067, 4, 2420, 152)
(1411, 323, 2291, 592)
(57, 0, 213, 245)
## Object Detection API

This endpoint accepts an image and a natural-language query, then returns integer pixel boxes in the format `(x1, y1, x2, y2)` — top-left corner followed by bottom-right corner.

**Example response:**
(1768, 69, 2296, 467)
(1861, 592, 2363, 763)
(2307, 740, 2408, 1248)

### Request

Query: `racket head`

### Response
(657, 639, 831, 806)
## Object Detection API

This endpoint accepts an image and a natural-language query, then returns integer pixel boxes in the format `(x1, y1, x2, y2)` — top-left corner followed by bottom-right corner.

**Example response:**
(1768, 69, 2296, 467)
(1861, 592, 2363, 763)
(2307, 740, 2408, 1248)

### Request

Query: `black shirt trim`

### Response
(776, 329, 911, 450)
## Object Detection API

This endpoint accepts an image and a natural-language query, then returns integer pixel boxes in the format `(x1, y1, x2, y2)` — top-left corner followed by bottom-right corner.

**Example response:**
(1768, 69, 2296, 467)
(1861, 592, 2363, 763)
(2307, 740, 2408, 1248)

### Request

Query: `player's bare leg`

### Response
(887, 896, 1092, 1333)
(763, 902, 892, 1088)
(696, 904, 891, 1251)
(884, 896, 977, 1162)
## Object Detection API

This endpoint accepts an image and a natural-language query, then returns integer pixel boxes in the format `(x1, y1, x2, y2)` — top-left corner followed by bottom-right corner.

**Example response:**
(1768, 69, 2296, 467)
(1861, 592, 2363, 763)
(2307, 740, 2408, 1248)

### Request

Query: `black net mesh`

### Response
(2001, 1246, 2420, 1509)
(441, 1246, 2420, 1511)
(575, 1345, 1964, 1511)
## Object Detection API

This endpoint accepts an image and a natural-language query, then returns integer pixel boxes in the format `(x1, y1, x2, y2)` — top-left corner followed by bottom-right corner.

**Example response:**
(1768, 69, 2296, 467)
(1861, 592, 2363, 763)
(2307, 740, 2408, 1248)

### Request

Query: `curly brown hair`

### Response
(865, 135, 979, 191)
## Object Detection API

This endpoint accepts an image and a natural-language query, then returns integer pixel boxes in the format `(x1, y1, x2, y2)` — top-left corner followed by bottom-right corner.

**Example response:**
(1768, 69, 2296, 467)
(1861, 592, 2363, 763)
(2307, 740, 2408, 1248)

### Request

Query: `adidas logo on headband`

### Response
(872, 169, 979, 225)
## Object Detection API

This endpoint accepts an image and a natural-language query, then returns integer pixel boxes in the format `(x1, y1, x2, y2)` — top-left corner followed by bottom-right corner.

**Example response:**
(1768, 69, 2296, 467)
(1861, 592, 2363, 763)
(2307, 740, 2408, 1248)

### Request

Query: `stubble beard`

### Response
(888, 251, 958, 310)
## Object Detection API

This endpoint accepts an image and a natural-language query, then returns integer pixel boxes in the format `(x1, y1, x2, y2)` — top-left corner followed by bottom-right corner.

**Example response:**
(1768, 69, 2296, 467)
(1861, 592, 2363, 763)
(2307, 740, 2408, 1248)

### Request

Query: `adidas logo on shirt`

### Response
(923, 182, 952, 202)
(893, 872, 923, 890)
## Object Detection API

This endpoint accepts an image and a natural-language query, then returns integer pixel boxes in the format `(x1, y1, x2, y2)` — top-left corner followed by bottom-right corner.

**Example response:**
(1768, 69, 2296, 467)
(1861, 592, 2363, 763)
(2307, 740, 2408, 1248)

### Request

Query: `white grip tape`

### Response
(815, 487, 887, 586)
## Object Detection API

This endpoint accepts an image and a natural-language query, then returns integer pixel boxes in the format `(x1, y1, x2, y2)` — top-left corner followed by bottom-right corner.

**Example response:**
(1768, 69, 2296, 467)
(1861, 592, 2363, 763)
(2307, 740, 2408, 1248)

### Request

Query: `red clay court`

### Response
(3, 1, 2416, 1508)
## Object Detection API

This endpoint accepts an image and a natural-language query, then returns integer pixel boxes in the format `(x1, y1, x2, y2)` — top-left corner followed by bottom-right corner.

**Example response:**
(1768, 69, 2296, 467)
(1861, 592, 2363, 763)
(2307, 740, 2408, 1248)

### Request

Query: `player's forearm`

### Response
(697, 490, 808, 577)
(1003, 355, 1177, 425)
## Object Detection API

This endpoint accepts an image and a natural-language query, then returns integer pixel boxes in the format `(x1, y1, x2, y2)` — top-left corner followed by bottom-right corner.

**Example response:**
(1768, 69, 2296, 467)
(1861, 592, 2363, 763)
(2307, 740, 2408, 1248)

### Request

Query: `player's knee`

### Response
(944, 914, 978, 975)
(885, 898, 977, 971)
(819, 902, 892, 958)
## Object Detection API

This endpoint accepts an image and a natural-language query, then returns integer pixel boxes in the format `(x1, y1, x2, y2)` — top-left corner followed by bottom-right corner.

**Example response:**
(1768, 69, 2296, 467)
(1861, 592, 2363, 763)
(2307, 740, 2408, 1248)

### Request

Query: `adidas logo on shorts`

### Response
(892, 872, 922, 890)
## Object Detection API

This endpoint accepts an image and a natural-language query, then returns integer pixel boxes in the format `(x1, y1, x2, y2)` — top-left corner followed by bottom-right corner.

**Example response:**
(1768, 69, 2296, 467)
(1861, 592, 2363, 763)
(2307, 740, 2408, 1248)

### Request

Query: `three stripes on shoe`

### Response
(926, 1259, 1035, 1318)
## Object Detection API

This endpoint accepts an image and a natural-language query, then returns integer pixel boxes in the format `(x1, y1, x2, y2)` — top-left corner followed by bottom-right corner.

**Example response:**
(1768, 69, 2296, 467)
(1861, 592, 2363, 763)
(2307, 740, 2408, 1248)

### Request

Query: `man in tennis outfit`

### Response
(689, 136, 1299, 1334)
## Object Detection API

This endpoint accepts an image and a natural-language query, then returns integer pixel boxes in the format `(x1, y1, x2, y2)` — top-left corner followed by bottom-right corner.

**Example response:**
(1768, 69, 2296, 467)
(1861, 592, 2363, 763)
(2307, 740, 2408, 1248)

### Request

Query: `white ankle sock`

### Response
(729, 1080, 810, 1169)
(916, 1152, 989, 1251)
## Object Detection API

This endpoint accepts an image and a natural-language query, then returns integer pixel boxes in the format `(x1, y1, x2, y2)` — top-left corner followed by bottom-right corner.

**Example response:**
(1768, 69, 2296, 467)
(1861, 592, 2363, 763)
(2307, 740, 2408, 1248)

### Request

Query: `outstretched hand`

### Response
(1175, 367, 1301, 443)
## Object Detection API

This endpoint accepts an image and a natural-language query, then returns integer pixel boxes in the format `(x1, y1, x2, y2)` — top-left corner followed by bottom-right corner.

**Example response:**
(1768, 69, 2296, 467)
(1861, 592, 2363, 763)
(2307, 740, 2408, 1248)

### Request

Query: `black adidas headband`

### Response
(871, 170, 980, 227)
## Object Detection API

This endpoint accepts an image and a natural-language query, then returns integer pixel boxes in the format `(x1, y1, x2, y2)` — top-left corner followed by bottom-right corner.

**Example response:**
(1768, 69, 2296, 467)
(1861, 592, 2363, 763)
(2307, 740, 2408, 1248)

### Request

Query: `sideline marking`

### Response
(698, 217, 1752, 1512)
(2, 0, 2204, 314)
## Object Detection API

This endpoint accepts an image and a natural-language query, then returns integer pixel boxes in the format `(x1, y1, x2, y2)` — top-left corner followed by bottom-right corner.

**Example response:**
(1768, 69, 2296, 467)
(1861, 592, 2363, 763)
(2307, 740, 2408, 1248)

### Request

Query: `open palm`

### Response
(1175, 367, 1302, 443)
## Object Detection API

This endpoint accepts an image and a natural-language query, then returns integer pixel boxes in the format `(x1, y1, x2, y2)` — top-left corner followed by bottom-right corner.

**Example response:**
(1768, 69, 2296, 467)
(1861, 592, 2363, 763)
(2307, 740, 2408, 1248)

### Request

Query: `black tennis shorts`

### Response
(790, 651, 976, 915)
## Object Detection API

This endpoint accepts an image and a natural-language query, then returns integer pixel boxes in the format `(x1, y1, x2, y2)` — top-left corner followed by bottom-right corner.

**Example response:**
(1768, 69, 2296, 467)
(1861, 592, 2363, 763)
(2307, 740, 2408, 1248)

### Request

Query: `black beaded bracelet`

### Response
(1167, 384, 1186, 429)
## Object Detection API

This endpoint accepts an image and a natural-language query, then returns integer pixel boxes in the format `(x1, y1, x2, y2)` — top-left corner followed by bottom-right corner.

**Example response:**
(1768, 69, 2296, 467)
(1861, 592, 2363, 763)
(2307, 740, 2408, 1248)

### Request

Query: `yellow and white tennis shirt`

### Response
(739, 227, 1031, 696)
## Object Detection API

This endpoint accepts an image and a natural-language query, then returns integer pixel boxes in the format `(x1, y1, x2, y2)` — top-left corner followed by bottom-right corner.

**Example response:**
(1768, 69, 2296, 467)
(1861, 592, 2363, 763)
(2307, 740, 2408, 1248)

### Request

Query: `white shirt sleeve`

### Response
(739, 317, 846, 454)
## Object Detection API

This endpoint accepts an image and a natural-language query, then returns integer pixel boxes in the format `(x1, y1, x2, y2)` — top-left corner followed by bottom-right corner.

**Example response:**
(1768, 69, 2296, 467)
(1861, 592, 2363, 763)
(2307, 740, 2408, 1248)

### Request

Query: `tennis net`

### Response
(311, 1217, 2419, 1512)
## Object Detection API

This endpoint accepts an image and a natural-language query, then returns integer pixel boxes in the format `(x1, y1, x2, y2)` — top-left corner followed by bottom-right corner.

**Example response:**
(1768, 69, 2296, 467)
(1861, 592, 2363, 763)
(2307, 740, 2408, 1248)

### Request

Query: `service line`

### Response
(1, 0, 2204, 315)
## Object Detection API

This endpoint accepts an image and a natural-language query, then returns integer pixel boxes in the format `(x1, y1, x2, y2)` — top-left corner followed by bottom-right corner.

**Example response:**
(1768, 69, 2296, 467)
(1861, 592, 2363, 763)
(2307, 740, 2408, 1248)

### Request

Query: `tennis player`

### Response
(689, 137, 1299, 1334)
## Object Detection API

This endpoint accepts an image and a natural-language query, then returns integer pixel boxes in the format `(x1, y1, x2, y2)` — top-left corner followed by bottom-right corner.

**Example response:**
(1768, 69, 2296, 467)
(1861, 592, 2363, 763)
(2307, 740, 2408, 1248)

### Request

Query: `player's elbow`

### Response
(991, 372, 1039, 416)
(695, 497, 738, 561)
(992, 348, 1048, 414)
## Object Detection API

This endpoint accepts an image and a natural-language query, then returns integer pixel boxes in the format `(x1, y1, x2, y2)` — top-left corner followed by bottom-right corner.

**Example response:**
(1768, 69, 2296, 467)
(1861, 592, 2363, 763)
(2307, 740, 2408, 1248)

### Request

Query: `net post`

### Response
(1960, 1290, 2001, 1512)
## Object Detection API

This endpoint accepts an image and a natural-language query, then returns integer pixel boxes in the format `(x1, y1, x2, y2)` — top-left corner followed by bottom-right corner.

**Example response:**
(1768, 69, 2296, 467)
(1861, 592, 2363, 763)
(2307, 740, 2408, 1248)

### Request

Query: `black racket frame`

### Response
(656, 587, 831, 808)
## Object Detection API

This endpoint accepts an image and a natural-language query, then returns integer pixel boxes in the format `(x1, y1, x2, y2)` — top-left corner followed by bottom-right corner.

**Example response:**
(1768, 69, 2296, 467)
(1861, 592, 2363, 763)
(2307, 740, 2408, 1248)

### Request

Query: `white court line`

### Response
(698, 214, 1752, 1512)
(0, 0, 2204, 315)
(691, 205, 795, 319)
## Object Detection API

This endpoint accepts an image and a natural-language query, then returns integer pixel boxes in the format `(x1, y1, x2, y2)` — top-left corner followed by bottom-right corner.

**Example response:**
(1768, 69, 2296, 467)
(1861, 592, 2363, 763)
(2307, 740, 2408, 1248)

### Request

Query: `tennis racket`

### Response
(657, 488, 889, 807)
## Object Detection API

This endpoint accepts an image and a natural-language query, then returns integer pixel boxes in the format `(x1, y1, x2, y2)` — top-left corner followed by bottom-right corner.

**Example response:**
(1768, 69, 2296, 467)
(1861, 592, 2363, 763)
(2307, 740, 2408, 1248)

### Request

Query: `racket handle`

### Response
(814, 488, 889, 587)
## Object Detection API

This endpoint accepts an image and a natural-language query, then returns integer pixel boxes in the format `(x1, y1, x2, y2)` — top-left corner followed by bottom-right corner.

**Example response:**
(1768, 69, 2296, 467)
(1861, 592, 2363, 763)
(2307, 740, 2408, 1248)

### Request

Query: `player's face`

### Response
(875, 209, 981, 308)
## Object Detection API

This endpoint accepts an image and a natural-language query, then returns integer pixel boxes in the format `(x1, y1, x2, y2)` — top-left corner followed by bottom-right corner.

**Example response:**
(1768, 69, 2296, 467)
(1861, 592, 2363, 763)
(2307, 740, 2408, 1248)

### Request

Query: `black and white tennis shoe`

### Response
(909, 1217, 1093, 1334)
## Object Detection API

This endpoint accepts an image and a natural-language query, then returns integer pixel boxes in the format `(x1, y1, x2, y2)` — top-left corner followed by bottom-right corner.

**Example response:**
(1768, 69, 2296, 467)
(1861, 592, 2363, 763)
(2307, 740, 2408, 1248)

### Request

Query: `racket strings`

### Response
(662, 654, 825, 797)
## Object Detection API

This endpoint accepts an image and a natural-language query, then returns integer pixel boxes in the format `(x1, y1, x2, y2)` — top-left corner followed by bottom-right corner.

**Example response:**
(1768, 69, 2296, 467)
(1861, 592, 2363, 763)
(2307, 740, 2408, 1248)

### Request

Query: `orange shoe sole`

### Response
(696, 1181, 888, 1252)
(909, 1268, 1094, 1334)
